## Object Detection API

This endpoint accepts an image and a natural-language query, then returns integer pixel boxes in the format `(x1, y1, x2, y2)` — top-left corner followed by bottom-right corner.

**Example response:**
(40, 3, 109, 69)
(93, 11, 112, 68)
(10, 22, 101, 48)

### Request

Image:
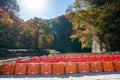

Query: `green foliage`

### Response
(0, 0, 91, 53)
(26, 18, 54, 49)
(0, 17, 15, 48)
(0, 17, 54, 50)
(49, 15, 91, 52)
(66, 0, 94, 48)
(66, 0, 120, 51)
(94, 1, 120, 51)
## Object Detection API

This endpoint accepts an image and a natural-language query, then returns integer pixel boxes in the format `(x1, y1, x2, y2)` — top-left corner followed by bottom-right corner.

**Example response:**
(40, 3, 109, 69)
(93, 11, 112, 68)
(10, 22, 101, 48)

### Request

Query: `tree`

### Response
(0, 0, 20, 13)
(49, 15, 91, 52)
(93, 0, 120, 51)
(0, 0, 21, 49)
(66, 0, 94, 49)
(26, 17, 54, 49)
(0, 17, 15, 48)
(66, 0, 120, 52)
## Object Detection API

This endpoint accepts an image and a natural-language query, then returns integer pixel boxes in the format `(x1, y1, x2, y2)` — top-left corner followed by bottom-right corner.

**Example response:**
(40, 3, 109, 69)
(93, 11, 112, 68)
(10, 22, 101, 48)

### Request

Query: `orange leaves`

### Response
(0, 7, 9, 18)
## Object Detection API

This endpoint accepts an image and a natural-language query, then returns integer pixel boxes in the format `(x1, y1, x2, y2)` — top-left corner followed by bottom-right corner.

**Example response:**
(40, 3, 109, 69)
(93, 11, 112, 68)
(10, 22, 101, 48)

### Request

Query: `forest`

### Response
(0, 0, 120, 57)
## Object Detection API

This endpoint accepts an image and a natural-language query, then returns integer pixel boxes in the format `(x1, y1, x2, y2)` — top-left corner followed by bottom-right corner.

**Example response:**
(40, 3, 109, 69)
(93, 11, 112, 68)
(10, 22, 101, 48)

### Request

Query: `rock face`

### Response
(92, 35, 101, 53)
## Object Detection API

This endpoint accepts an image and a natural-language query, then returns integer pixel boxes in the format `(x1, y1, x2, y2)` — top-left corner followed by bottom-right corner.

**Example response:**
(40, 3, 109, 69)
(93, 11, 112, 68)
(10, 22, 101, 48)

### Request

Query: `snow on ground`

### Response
(0, 72, 120, 80)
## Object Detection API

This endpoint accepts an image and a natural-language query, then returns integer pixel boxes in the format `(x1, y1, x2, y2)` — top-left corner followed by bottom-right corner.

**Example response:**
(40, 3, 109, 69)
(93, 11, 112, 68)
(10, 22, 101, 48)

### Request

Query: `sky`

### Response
(17, 0, 75, 21)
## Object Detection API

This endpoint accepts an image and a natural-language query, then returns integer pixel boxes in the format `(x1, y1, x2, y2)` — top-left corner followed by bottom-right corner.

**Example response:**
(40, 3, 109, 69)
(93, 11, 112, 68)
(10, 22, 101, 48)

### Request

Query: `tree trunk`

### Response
(92, 35, 101, 53)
